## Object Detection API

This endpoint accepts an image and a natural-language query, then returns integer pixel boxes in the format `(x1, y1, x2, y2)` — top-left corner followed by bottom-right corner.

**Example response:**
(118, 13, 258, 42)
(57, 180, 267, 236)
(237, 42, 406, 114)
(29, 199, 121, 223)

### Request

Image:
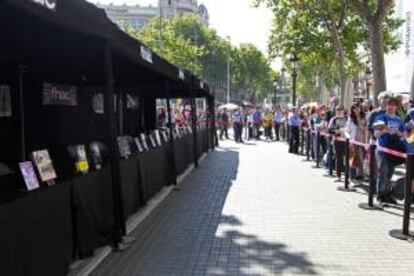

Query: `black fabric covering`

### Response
(173, 135, 194, 175)
(138, 145, 172, 202)
(0, 182, 73, 276)
(119, 156, 143, 219)
(72, 168, 115, 256)
(196, 129, 209, 160)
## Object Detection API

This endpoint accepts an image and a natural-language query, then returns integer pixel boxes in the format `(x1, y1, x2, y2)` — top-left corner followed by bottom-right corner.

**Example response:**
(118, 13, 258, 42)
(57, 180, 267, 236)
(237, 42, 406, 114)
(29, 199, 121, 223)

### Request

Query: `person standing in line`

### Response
(252, 107, 262, 140)
(263, 109, 273, 141)
(247, 109, 254, 140)
(273, 107, 282, 141)
(374, 97, 406, 205)
(368, 91, 391, 142)
(328, 105, 348, 180)
(232, 108, 244, 143)
(288, 107, 301, 154)
(345, 103, 367, 180)
(326, 96, 339, 123)
(219, 108, 230, 140)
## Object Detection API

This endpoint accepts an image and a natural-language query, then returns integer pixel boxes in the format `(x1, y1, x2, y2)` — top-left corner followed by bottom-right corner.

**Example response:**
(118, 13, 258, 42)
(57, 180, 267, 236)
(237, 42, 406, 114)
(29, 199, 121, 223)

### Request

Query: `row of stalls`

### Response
(0, 0, 216, 275)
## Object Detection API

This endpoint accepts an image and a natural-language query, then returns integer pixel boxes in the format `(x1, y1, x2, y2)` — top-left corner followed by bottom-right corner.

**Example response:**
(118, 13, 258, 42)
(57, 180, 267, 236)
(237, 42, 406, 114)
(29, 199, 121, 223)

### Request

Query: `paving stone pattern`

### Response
(92, 140, 414, 276)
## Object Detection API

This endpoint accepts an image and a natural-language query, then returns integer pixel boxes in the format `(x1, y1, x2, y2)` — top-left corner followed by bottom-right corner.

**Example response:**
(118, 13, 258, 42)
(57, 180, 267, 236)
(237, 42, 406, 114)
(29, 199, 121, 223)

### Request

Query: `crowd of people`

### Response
(156, 105, 208, 128)
(216, 92, 414, 205)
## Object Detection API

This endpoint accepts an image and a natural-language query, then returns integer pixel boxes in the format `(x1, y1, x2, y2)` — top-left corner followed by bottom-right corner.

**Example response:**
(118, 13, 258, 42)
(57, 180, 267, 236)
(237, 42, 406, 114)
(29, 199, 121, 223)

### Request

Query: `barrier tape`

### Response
(376, 145, 407, 159)
(308, 129, 409, 158)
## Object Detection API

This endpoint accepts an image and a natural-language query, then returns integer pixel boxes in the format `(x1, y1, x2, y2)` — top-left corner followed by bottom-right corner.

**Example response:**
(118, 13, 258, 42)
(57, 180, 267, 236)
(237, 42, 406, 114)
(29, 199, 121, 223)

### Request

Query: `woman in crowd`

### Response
(328, 105, 348, 180)
(346, 103, 367, 180)
(263, 109, 274, 141)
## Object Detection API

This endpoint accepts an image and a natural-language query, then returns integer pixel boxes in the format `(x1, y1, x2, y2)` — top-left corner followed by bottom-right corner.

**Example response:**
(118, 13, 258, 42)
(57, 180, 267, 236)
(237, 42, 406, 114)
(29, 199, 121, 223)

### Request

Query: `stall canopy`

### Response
(0, 0, 210, 98)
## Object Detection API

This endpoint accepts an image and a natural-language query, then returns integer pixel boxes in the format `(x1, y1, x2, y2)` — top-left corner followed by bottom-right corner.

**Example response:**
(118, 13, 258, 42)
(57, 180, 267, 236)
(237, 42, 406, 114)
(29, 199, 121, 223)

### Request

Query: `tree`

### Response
(255, 0, 366, 103)
(349, 0, 401, 103)
(231, 44, 274, 102)
(130, 14, 274, 103)
(255, 0, 401, 104)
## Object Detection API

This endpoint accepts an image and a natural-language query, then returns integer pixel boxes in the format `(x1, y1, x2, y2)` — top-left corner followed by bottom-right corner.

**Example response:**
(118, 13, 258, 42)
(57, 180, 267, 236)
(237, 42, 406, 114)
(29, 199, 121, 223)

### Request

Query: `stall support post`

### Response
(104, 42, 125, 246)
(166, 81, 177, 185)
(212, 97, 218, 148)
(306, 129, 310, 161)
(190, 77, 199, 168)
(390, 154, 414, 240)
(17, 65, 27, 161)
(316, 131, 321, 168)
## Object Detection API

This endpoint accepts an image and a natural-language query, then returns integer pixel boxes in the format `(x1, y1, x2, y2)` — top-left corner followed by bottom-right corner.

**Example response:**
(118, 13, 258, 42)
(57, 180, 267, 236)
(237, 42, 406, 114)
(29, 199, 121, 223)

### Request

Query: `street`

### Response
(92, 139, 414, 276)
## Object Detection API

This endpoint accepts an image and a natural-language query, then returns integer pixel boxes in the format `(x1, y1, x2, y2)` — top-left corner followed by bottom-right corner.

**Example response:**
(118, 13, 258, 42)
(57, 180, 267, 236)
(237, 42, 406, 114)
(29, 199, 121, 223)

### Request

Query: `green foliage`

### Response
(254, 0, 402, 101)
(127, 14, 274, 102)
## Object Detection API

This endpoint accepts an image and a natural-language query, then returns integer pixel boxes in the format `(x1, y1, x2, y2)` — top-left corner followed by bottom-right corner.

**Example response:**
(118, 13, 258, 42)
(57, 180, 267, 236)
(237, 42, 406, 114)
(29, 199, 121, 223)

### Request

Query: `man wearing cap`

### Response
(374, 97, 406, 205)
(368, 91, 392, 142)
(288, 107, 301, 154)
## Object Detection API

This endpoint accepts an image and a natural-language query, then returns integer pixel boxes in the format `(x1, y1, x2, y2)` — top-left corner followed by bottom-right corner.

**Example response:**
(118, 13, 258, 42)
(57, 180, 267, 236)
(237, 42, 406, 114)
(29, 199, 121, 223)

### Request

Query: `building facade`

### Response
(96, 0, 209, 30)
(95, 3, 158, 30)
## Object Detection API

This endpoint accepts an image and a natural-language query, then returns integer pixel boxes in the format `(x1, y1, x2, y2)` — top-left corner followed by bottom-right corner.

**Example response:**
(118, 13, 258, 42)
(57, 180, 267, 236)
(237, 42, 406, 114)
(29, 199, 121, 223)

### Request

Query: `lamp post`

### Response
(365, 62, 372, 100)
(290, 53, 299, 106)
(159, 0, 172, 48)
(226, 36, 231, 104)
(273, 77, 280, 107)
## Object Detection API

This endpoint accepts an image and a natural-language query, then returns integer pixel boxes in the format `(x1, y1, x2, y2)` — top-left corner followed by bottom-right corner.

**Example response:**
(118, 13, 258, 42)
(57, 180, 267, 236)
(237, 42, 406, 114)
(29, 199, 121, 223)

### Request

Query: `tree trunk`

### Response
(369, 21, 387, 105)
(325, 17, 347, 103)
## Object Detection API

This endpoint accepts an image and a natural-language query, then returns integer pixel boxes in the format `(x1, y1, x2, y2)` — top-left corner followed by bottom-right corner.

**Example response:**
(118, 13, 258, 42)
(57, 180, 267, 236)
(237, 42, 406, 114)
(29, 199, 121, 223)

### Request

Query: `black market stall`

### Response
(0, 0, 214, 275)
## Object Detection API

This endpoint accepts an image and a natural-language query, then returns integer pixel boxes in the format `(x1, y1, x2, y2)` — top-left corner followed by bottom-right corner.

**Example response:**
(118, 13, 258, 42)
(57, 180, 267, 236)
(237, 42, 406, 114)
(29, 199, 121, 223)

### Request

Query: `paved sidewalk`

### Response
(92, 140, 414, 276)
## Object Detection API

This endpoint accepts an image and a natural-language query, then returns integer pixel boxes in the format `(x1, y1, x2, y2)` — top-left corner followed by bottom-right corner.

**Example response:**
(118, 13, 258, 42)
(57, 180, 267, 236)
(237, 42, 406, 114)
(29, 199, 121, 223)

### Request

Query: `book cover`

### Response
(0, 85, 12, 117)
(19, 161, 40, 191)
(67, 145, 90, 174)
(149, 133, 157, 148)
(161, 130, 169, 143)
(92, 93, 104, 114)
(32, 150, 57, 183)
(135, 137, 143, 152)
(117, 136, 132, 159)
(140, 133, 149, 151)
(155, 130, 162, 146)
(89, 142, 103, 170)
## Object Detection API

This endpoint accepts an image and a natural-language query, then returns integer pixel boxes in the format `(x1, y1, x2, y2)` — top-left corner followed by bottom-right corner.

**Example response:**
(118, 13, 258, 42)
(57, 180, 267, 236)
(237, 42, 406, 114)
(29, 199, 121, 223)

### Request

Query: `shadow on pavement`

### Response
(91, 148, 317, 276)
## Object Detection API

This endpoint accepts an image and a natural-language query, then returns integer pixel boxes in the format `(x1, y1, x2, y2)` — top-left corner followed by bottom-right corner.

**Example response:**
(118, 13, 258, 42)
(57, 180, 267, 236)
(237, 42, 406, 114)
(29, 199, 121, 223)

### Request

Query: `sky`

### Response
(89, 0, 277, 68)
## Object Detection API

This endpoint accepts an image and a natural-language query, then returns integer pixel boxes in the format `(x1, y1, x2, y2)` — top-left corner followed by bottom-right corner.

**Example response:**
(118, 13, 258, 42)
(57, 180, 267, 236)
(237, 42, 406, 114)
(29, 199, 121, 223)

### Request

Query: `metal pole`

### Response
(402, 154, 414, 235)
(316, 131, 321, 168)
(190, 77, 199, 167)
(292, 70, 297, 106)
(368, 144, 376, 207)
(329, 136, 334, 176)
(300, 127, 304, 155)
(227, 56, 230, 104)
(345, 138, 350, 189)
(306, 129, 310, 161)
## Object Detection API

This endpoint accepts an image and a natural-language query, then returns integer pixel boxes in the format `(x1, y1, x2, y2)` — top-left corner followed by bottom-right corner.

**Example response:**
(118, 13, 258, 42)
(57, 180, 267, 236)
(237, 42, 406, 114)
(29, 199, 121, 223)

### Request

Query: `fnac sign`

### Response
(29, 0, 57, 11)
